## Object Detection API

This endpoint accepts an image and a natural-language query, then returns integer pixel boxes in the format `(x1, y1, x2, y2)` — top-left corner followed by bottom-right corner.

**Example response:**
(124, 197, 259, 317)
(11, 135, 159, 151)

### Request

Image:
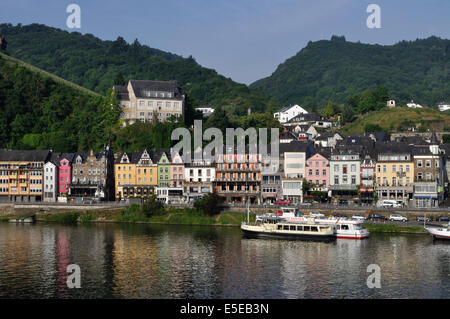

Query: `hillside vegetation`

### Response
(340, 107, 450, 135)
(251, 35, 450, 110)
(0, 23, 278, 115)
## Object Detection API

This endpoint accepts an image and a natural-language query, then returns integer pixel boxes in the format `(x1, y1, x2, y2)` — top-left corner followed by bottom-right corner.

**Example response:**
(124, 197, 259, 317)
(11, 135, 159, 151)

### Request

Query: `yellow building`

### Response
(0, 150, 51, 202)
(375, 144, 414, 205)
(115, 150, 158, 199)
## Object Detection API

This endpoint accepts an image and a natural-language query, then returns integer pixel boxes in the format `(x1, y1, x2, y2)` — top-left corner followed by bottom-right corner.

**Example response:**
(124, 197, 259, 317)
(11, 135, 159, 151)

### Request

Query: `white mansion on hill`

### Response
(274, 104, 308, 123)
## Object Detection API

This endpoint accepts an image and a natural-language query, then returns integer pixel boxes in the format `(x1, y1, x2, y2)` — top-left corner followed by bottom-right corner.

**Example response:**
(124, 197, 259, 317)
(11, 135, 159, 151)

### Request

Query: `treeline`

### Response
(251, 35, 450, 110)
(0, 23, 278, 116)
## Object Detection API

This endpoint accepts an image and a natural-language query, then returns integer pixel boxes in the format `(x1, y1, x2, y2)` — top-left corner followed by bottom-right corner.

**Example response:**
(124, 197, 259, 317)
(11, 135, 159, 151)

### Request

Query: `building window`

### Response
(417, 160, 423, 167)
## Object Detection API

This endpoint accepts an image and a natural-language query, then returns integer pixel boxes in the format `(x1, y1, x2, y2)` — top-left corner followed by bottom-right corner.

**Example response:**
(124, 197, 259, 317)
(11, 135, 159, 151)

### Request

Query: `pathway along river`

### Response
(0, 222, 448, 298)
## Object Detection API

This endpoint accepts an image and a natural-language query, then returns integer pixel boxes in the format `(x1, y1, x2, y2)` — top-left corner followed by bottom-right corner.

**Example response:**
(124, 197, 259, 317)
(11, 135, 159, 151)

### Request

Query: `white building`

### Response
(438, 102, 450, 112)
(407, 100, 423, 109)
(281, 178, 303, 204)
(387, 99, 396, 108)
(43, 161, 58, 202)
(274, 104, 308, 123)
(195, 105, 215, 118)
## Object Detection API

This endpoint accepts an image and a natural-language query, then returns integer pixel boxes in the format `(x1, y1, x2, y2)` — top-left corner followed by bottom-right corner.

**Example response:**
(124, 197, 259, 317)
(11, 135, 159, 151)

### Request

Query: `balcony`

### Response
(396, 171, 406, 178)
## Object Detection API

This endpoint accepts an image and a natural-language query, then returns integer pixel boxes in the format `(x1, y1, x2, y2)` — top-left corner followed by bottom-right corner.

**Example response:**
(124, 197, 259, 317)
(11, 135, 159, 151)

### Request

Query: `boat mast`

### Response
(247, 199, 250, 224)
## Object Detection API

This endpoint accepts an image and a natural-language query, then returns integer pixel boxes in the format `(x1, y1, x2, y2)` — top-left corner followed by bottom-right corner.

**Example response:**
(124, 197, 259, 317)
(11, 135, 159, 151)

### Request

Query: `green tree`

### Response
(194, 193, 221, 216)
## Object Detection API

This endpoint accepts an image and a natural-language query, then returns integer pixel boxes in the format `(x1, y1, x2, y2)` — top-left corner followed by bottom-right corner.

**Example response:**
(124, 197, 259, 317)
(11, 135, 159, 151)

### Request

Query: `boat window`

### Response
(311, 226, 318, 232)
(341, 225, 349, 230)
(304, 226, 310, 232)
(296, 226, 303, 231)
(283, 225, 289, 230)
(336, 225, 340, 230)
(277, 225, 282, 230)
(354, 225, 362, 230)
(290, 225, 296, 231)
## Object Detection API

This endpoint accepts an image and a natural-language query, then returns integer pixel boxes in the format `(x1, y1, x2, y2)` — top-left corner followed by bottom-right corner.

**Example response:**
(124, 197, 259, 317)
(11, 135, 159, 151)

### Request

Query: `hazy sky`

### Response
(1, 0, 450, 84)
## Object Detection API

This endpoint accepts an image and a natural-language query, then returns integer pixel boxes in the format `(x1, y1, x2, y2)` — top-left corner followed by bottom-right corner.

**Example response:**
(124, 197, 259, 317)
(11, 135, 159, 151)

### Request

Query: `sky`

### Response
(1, 0, 450, 85)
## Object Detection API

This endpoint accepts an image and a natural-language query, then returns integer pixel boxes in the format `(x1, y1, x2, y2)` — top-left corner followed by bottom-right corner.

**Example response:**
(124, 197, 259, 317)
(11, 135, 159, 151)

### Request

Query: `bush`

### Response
(141, 195, 165, 217)
(194, 193, 221, 216)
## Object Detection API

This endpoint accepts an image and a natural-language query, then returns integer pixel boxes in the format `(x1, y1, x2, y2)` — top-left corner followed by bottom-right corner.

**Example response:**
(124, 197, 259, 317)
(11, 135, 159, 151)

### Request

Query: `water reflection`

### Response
(0, 223, 448, 299)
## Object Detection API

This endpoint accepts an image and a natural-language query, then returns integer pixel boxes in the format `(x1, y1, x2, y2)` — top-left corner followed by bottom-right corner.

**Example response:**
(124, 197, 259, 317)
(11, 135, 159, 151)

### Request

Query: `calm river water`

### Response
(0, 222, 448, 299)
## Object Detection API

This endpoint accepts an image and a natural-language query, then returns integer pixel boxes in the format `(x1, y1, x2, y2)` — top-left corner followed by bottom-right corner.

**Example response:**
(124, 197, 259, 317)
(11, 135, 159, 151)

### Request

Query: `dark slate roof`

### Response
(374, 142, 413, 155)
(339, 135, 373, 146)
(412, 146, 433, 156)
(60, 153, 75, 163)
(286, 113, 324, 123)
(331, 145, 362, 156)
(393, 135, 429, 145)
(311, 147, 332, 160)
(280, 141, 314, 154)
(0, 150, 51, 162)
(129, 80, 183, 100)
(365, 131, 391, 142)
(113, 85, 130, 101)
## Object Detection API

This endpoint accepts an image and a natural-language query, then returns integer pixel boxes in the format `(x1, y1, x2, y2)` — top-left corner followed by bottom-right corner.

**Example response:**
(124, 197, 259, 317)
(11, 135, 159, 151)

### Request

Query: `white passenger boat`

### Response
(241, 216, 336, 241)
(425, 222, 450, 240)
(273, 208, 369, 240)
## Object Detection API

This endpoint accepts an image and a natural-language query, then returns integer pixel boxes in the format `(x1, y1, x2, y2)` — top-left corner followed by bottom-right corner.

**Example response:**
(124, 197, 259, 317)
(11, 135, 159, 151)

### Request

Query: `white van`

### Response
(379, 200, 402, 208)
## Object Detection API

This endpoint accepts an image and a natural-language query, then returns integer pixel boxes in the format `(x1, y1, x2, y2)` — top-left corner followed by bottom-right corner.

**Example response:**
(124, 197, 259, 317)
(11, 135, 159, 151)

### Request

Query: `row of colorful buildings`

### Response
(0, 132, 449, 207)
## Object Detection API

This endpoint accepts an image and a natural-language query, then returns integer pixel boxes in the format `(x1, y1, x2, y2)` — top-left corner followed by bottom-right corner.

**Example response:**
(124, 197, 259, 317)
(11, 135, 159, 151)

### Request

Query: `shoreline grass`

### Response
(363, 223, 426, 234)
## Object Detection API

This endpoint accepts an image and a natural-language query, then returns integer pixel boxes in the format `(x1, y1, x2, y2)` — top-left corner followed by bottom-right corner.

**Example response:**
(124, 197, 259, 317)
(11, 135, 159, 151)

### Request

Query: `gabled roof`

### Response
(276, 104, 307, 113)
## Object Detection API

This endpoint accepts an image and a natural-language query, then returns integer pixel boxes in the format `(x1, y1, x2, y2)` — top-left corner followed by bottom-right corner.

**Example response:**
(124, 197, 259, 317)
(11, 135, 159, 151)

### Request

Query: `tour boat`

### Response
(241, 215, 336, 241)
(425, 222, 450, 240)
(273, 208, 369, 240)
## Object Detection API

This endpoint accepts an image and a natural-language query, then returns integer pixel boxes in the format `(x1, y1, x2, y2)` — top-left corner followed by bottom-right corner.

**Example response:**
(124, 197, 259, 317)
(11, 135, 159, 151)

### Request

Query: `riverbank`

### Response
(0, 206, 432, 234)
(32, 207, 254, 227)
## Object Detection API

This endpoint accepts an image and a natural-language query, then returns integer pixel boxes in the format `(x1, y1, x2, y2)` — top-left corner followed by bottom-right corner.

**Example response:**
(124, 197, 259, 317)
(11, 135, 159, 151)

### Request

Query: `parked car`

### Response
(389, 214, 408, 222)
(369, 213, 387, 221)
(333, 213, 347, 218)
(352, 214, 366, 221)
(298, 202, 312, 207)
(416, 216, 432, 223)
(436, 216, 450, 222)
(309, 212, 325, 218)
(378, 200, 402, 208)
(274, 200, 290, 205)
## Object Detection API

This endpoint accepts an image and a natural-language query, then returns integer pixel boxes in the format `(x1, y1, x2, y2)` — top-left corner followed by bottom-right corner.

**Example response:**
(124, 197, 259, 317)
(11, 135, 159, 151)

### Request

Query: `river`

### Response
(0, 222, 448, 299)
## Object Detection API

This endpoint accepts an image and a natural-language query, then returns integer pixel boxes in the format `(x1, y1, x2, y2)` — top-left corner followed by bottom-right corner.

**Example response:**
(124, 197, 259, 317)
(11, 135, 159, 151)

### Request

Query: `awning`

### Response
(413, 196, 437, 199)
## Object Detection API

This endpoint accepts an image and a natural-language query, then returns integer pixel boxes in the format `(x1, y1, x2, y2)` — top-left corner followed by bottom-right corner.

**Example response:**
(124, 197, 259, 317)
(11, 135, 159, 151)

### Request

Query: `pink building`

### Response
(59, 155, 73, 195)
(170, 151, 184, 188)
(306, 152, 330, 189)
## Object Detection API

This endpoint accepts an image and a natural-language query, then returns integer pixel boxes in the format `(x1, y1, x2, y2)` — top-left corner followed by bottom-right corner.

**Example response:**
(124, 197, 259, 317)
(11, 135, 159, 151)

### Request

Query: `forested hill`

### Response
(250, 35, 450, 110)
(0, 23, 278, 115)
(0, 51, 117, 152)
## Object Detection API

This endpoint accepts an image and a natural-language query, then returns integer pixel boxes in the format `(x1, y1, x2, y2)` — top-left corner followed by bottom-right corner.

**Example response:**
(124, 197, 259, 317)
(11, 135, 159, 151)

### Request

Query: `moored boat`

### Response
(425, 222, 450, 240)
(241, 215, 336, 241)
(273, 208, 369, 239)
